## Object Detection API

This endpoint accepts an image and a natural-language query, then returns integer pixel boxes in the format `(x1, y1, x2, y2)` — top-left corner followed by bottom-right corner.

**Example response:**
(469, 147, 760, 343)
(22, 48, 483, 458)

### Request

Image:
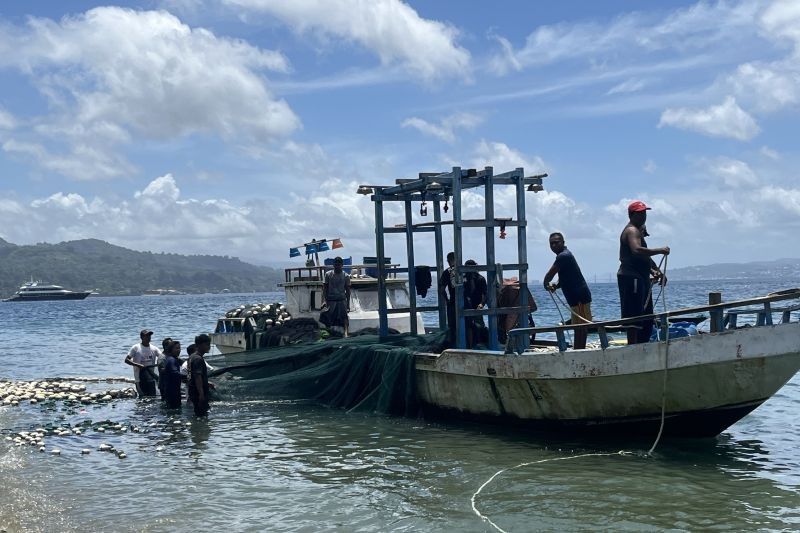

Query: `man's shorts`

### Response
(570, 302, 592, 324)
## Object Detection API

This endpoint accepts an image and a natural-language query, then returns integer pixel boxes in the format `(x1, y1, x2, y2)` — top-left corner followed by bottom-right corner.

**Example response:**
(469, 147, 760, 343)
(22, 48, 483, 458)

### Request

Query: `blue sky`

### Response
(0, 0, 798, 278)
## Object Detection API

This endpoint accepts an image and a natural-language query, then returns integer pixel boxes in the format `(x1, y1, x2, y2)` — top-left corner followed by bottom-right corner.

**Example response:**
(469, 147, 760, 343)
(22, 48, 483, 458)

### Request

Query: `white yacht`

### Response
(3, 280, 91, 302)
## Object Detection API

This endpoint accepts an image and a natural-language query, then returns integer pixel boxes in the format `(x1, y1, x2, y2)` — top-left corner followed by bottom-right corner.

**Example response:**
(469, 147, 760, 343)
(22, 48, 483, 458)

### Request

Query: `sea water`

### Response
(1, 280, 800, 532)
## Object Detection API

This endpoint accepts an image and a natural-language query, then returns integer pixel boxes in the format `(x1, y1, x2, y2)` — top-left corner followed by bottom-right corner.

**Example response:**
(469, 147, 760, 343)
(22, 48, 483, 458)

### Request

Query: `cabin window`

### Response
(310, 290, 322, 310)
(352, 289, 381, 311)
(388, 288, 409, 308)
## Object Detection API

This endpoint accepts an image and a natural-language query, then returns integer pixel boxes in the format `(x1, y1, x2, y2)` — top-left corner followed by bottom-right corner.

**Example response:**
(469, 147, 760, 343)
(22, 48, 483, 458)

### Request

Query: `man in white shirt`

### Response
(124, 329, 162, 397)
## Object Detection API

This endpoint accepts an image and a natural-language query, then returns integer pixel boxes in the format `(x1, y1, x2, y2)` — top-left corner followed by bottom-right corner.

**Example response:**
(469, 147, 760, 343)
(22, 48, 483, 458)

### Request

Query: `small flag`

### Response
(289, 247, 301, 257)
(305, 244, 318, 255)
(332, 238, 343, 249)
(318, 241, 330, 252)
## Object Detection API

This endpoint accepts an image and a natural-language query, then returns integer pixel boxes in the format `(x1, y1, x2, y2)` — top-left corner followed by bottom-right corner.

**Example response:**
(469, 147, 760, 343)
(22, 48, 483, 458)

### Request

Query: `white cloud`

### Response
(401, 112, 483, 143)
(489, 1, 760, 74)
(643, 159, 657, 174)
(607, 78, 647, 95)
(0, 7, 300, 180)
(703, 156, 759, 188)
(470, 140, 547, 175)
(759, 185, 800, 215)
(0, 107, 16, 130)
(135, 174, 181, 203)
(3, 138, 135, 181)
(760, 146, 780, 159)
(760, 0, 800, 49)
(222, 0, 471, 82)
(658, 96, 760, 141)
(726, 62, 800, 112)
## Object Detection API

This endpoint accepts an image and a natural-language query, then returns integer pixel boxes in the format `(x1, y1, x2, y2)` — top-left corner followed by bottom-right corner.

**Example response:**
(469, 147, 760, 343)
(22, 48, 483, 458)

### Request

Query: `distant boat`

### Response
(3, 280, 91, 302)
(142, 288, 185, 296)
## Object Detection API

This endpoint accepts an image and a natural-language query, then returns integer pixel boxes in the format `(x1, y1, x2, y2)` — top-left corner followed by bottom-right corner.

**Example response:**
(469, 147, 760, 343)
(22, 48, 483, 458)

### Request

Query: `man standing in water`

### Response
(188, 333, 211, 417)
(124, 329, 162, 397)
(618, 200, 670, 345)
(543, 232, 592, 349)
(321, 256, 351, 336)
(160, 340, 183, 409)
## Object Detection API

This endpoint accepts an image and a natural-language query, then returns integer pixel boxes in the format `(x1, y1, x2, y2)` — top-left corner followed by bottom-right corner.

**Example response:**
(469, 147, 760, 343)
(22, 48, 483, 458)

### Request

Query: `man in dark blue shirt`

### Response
(543, 232, 592, 349)
(160, 340, 183, 409)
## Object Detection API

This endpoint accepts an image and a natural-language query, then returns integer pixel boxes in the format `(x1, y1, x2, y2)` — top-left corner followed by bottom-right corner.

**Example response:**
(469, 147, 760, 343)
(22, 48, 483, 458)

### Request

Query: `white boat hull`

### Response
(415, 322, 800, 437)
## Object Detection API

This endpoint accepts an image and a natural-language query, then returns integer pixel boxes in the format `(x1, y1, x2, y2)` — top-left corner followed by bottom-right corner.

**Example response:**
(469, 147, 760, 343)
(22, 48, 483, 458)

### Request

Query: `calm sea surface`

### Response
(2, 280, 800, 532)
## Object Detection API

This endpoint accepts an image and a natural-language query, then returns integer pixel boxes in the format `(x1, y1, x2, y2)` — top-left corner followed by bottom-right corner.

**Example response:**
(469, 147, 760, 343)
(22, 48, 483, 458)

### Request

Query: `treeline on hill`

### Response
(0, 238, 283, 297)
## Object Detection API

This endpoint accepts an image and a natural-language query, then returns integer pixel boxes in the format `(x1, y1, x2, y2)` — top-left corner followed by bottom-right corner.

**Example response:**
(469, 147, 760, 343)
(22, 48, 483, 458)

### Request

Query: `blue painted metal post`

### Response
(374, 196, 388, 337)
(404, 200, 418, 334)
(433, 199, 446, 331)
(515, 168, 529, 353)
(483, 166, 499, 350)
(598, 326, 609, 349)
(452, 167, 466, 349)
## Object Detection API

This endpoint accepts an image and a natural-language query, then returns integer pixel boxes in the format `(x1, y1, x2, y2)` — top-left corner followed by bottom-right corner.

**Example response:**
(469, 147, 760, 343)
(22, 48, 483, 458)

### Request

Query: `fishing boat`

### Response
(3, 280, 91, 302)
(210, 240, 426, 354)
(211, 166, 800, 438)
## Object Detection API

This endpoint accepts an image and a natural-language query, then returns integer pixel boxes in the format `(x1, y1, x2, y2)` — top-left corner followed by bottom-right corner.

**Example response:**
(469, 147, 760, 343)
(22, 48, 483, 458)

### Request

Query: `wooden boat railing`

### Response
(504, 288, 800, 354)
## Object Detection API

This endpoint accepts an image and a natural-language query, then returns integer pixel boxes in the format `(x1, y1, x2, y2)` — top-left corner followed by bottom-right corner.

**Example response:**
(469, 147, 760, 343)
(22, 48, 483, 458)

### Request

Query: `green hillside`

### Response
(0, 238, 283, 297)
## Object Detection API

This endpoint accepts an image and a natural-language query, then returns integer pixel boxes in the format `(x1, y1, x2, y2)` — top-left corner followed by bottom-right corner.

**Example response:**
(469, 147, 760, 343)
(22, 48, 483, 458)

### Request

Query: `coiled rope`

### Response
(474, 256, 672, 530)
(471, 450, 634, 533)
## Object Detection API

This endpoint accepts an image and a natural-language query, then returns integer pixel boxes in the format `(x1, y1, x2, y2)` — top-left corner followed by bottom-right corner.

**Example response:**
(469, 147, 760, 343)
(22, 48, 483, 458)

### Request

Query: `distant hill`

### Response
(668, 258, 800, 281)
(0, 238, 283, 297)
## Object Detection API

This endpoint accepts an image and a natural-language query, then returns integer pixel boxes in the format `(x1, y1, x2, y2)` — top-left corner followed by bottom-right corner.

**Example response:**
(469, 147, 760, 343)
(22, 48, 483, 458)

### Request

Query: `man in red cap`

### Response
(618, 200, 670, 344)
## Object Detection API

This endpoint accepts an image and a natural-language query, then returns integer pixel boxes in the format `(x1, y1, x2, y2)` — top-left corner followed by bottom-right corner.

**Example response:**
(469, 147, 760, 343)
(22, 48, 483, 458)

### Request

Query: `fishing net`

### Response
(207, 331, 447, 416)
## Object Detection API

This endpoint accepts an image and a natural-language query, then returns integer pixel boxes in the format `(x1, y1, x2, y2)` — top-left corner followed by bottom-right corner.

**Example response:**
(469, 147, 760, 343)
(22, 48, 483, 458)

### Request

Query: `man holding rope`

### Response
(124, 329, 162, 397)
(618, 200, 670, 345)
(543, 232, 592, 349)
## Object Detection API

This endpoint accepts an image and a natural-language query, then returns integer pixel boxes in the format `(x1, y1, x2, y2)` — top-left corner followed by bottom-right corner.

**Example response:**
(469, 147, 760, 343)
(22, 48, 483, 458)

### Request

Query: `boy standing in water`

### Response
(187, 334, 211, 417)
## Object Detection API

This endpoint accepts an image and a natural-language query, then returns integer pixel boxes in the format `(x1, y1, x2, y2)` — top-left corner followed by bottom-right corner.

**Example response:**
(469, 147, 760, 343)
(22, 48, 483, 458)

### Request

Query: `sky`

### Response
(0, 0, 798, 279)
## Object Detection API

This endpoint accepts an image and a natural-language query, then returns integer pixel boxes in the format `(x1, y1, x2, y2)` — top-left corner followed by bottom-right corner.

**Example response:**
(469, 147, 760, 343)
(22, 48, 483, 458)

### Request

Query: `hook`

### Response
(499, 220, 507, 240)
(419, 201, 427, 216)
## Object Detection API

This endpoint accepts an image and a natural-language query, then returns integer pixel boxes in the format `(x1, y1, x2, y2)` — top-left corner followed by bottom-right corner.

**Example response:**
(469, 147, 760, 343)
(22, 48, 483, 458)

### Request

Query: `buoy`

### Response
(50, 449, 61, 455)
(81, 449, 91, 455)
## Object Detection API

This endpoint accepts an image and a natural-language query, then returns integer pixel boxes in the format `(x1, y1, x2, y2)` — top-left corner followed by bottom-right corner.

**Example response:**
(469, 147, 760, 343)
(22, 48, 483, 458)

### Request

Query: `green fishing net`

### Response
(207, 331, 447, 416)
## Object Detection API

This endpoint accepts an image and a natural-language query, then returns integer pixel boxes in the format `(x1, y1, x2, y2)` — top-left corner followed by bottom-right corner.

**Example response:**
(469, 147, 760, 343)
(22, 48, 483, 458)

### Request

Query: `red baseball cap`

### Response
(628, 200, 651, 213)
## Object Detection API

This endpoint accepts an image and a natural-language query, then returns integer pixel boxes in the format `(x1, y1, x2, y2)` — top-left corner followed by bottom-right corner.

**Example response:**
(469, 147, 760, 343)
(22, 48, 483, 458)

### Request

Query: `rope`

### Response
(471, 450, 633, 533)
(647, 254, 669, 455)
(547, 290, 573, 345)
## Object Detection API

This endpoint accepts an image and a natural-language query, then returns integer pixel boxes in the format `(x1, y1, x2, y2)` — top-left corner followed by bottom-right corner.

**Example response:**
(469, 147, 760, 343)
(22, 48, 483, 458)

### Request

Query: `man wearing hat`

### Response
(124, 329, 163, 397)
(618, 200, 670, 345)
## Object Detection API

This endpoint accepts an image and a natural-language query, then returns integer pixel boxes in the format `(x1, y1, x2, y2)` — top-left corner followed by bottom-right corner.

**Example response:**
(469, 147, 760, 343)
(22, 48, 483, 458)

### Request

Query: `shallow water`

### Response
(1, 281, 800, 532)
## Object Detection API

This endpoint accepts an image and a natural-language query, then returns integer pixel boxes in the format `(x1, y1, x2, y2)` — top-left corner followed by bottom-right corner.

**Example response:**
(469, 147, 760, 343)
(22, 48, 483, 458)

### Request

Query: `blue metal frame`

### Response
(365, 167, 547, 347)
